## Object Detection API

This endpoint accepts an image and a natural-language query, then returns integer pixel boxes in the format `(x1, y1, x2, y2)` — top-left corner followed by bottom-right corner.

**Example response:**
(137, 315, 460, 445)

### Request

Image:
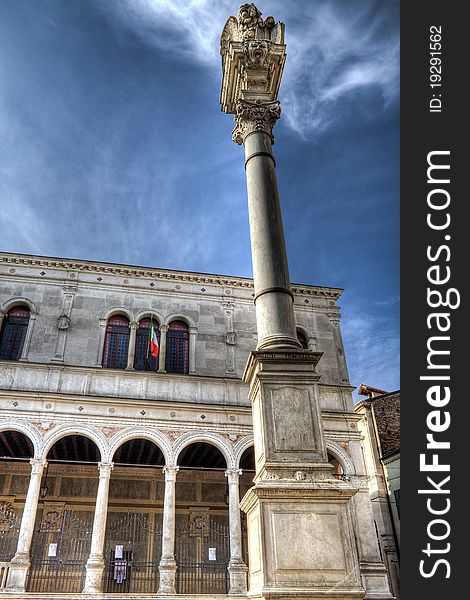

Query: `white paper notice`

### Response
(209, 547, 216, 561)
(48, 543, 57, 557)
(115, 545, 123, 559)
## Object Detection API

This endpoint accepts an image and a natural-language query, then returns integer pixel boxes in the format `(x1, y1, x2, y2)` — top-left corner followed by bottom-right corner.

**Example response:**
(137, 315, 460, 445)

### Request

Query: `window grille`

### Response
(102, 315, 130, 369)
(0, 306, 30, 361)
(165, 321, 189, 374)
(134, 318, 159, 371)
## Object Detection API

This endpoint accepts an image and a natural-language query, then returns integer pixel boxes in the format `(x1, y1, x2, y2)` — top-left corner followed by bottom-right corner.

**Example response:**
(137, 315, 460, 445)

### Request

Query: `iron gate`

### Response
(103, 512, 162, 594)
(176, 515, 229, 594)
(0, 502, 21, 561)
(26, 508, 93, 593)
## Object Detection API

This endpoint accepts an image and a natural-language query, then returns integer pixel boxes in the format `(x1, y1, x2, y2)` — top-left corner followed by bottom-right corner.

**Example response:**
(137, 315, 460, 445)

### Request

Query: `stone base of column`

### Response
(240, 480, 366, 600)
(359, 561, 395, 600)
(82, 555, 104, 594)
(158, 556, 177, 594)
(5, 553, 30, 593)
(228, 559, 248, 595)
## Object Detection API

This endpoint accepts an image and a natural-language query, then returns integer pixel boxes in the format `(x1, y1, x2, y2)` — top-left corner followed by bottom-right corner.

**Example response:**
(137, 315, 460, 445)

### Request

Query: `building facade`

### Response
(1, 251, 388, 597)
(355, 386, 400, 599)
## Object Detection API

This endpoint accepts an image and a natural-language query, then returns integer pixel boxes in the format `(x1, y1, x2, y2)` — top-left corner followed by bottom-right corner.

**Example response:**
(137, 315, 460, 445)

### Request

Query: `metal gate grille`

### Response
(26, 509, 93, 593)
(0, 502, 21, 561)
(176, 516, 229, 594)
(103, 512, 162, 593)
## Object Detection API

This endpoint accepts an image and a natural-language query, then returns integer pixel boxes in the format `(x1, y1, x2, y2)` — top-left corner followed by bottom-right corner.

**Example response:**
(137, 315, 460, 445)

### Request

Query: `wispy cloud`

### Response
(342, 310, 400, 400)
(104, 0, 399, 136)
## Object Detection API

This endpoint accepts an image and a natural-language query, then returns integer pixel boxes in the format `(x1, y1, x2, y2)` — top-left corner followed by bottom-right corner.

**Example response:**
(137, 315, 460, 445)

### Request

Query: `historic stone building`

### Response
(355, 386, 401, 599)
(0, 250, 386, 597)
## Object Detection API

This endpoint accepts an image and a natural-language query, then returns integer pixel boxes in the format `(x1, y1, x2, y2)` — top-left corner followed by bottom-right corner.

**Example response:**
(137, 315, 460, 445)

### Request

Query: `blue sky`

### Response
(0, 0, 399, 398)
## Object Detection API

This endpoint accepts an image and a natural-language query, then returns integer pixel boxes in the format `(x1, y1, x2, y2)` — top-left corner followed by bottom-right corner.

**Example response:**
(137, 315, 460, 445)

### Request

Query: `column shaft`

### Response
(158, 465, 178, 593)
(158, 325, 168, 373)
(83, 462, 113, 593)
(244, 132, 299, 350)
(7, 459, 47, 592)
(126, 322, 138, 369)
(225, 469, 247, 594)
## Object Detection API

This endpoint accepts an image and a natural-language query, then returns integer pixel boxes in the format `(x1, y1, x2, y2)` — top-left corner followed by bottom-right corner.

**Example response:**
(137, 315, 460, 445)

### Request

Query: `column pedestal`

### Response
(240, 350, 366, 600)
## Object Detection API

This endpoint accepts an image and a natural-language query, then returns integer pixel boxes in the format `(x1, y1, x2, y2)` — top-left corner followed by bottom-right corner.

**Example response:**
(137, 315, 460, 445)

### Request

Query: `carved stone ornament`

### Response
(57, 314, 71, 330)
(220, 5, 286, 116)
(237, 3, 275, 41)
(243, 39, 271, 69)
(226, 331, 237, 345)
(232, 98, 281, 145)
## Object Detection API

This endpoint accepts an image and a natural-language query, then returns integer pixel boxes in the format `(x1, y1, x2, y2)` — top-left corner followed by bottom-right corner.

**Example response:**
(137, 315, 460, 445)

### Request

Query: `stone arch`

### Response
(295, 324, 310, 339)
(163, 313, 197, 329)
(41, 423, 108, 462)
(173, 432, 235, 469)
(1, 297, 39, 361)
(0, 419, 42, 458)
(108, 427, 172, 465)
(134, 309, 165, 324)
(233, 435, 254, 469)
(325, 440, 356, 475)
(2, 297, 38, 315)
(100, 306, 134, 322)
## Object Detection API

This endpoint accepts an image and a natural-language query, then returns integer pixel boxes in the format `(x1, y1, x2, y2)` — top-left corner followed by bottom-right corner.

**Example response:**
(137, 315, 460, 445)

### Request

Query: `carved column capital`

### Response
(225, 468, 243, 483)
(232, 99, 281, 145)
(162, 466, 179, 481)
(97, 462, 114, 478)
(29, 459, 48, 475)
(129, 321, 139, 330)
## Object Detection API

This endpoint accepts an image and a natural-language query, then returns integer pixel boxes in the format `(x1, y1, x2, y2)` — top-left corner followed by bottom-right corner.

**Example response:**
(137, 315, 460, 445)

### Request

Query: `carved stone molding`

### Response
(56, 315, 70, 330)
(232, 99, 281, 145)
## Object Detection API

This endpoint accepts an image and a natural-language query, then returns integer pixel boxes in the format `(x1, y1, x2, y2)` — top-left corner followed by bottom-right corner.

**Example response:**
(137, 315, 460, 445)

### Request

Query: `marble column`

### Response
(220, 5, 390, 600)
(189, 326, 197, 374)
(157, 324, 168, 373)
(95, 318, 107, 367)
(126, 321, 138, 369)
(7, 459, 47, 592)
(83, 462, 113, 593)
(18, 313, 36, 362)
(158, 465, 179, 593)
(225, 469, 248, 594)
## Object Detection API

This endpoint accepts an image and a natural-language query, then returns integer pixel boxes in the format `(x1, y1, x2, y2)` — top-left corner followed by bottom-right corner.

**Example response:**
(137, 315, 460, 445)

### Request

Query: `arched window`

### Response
(134, 317, 160, 371)
(165, 320, 189, 374)
(297, 330, 308, 349)
(102, 315, 130, 369)
(0, 306, 30, 361)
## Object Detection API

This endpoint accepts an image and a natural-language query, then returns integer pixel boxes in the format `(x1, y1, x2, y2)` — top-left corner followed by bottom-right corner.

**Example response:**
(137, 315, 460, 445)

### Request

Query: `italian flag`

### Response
(149, 320, 159, 358)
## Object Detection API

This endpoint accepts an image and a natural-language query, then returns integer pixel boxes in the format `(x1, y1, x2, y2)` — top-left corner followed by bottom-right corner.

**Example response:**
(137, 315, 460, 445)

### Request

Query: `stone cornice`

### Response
(0, 252, 343, 301)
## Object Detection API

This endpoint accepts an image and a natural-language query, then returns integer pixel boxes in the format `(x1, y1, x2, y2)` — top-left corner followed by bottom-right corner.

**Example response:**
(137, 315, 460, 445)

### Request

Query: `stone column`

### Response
(158, 324, 168, 373)
(7, 459, 47, 592)
(220, 6, 391, 600)
(0, 311, 5, 331)
(158, 466, 179, 593)
(95, 318, 107, 367)
(19, 313, 37, 362)
(83, 462, 113, 593)
(225, 469, 248, 594)
(189, 326, 197, 374)
(126, 321, 138, 369)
